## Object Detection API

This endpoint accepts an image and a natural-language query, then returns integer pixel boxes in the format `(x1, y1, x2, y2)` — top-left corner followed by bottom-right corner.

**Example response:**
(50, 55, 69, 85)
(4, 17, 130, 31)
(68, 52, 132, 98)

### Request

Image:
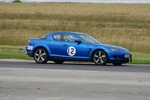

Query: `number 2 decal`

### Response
(67, 46, 76, 56)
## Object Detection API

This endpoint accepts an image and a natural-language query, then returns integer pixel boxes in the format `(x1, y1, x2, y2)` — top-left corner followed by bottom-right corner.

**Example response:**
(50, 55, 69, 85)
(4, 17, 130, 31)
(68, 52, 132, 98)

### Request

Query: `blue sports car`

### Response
(25, 31, 132, 65)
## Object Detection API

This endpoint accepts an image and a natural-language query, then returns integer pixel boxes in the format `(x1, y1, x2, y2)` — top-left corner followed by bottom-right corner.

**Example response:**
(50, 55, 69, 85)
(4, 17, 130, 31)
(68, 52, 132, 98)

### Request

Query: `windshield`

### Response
(78, 34, 101, 44)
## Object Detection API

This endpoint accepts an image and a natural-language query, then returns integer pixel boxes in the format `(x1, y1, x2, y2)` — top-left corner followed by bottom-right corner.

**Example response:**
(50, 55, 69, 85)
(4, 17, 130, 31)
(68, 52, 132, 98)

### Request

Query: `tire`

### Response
(93, 50, 108, 65)
(53, 60, 64, 64)
(33, 48, 48, 64)
(113, 63, 122, 66)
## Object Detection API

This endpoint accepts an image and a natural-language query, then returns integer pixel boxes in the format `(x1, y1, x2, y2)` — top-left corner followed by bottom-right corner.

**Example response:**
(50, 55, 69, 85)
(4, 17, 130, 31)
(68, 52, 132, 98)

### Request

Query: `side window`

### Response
(53, 34, 61, 41)
(63, 34, 78, 42)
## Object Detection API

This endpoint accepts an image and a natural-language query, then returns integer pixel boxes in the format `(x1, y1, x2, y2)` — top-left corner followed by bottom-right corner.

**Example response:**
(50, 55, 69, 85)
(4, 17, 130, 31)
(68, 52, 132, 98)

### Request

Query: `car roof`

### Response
(48, 31, 85, 35)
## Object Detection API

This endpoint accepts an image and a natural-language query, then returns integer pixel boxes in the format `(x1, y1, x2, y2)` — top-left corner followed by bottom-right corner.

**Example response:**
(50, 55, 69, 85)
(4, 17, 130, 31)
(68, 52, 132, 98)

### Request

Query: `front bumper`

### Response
(109, 54, 132, 63)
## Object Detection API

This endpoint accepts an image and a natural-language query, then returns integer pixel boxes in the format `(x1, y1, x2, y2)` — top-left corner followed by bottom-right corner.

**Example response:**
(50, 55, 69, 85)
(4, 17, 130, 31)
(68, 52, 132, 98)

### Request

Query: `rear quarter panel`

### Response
(27, 39, 51, 57)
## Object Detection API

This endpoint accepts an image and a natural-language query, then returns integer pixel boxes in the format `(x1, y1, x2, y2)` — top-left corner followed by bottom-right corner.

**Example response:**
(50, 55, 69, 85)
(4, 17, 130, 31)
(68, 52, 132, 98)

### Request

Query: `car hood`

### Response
(95, 43, 129, 52)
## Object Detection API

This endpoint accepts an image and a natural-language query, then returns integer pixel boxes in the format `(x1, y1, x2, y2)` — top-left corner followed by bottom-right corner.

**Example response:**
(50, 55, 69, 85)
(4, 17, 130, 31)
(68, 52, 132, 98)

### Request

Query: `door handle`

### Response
(62, 44, 67, 46)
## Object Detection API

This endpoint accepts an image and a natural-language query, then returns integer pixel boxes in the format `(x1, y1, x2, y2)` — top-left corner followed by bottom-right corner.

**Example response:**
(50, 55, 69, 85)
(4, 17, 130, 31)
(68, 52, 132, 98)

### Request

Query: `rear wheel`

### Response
(53, 60, 64, 64)
(93, 50, 108, 65)
(33, 48, 48, 64)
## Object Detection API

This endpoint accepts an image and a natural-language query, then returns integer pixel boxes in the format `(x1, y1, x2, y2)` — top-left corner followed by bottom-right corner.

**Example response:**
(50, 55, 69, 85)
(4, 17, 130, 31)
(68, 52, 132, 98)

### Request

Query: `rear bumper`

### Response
(19, 46, 33, 57)
(19, 46, 28, 55)
(19, 46, 26, 51)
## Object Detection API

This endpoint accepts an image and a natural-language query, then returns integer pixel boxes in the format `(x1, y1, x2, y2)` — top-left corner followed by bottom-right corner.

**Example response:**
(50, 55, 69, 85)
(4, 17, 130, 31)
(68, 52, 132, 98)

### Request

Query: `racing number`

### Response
(67, 46, 76, 56)
(70, 48, 74, 54)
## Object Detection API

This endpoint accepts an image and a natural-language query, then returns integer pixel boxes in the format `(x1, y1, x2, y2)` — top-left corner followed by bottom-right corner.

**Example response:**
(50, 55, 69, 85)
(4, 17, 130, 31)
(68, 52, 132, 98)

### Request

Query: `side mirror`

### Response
(75, 39, 82, 44)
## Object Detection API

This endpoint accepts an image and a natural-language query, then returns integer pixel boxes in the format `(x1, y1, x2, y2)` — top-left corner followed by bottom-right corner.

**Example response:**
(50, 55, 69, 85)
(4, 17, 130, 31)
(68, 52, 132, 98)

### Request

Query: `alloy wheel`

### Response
(93, 50, 108, 65)
(34, 48, 48, 64)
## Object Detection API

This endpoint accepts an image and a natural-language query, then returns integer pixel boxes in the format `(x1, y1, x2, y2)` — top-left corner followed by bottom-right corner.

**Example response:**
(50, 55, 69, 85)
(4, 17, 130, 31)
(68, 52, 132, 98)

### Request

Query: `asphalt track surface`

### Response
(0, 59, 150, 100)
(0, 59, 150, 73)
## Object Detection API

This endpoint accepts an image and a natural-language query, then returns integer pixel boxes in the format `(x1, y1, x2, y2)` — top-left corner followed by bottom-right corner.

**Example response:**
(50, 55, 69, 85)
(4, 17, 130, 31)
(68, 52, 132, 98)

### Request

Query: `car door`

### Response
(49, 34, 63, 56)
(60, 34, 89, 59)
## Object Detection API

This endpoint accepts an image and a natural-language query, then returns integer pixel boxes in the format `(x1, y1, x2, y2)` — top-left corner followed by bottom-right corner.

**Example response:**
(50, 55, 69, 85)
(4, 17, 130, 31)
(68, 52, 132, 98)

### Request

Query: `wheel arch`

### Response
(91, 48, 109, 61)
(91, 48, 110, 65)
(32, 45, 51, 57)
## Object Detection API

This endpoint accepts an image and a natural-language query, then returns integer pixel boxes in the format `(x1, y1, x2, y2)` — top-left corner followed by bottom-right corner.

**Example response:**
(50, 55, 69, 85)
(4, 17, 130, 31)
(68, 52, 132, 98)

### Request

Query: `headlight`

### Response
(110, 48, 118, 52)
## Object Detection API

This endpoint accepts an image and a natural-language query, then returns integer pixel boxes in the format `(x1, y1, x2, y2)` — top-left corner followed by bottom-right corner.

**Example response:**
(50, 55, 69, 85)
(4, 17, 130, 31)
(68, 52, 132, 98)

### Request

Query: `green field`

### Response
(0, 3, 150, 63)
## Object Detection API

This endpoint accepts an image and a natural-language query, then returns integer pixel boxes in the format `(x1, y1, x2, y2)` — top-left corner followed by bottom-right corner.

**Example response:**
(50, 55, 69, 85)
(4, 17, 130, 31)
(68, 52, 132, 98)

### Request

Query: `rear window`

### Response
(53, 34, 61, 41)
(40, 35, 47, 39)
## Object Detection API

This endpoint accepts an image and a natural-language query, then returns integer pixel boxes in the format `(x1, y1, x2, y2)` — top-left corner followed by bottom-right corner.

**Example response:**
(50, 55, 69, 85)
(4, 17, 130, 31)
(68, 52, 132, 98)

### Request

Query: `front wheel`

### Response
(33, 48, 48, 64)
(93, 50, 108, 65)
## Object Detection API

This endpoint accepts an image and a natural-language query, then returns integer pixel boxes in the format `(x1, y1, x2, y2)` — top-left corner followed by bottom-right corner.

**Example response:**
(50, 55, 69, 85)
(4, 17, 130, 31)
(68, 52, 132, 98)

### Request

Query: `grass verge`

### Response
(0, 45, 32, 60)
(131, 52, 150, 64)
(0, 45, 150, 64)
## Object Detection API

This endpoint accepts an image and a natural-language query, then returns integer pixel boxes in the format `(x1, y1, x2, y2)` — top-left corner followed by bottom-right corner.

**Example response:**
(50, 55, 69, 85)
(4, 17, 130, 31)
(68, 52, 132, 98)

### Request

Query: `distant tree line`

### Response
(13, 0, 22, 3)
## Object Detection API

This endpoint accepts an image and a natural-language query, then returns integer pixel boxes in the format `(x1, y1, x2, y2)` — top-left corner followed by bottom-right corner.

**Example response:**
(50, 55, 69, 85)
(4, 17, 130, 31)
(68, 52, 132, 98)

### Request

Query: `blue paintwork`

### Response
(26, 31, 131, 64)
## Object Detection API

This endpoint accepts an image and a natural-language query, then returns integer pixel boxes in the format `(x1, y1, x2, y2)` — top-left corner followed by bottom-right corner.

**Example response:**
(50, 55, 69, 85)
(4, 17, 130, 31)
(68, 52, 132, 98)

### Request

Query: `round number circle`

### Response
(67, 46, 76, 56)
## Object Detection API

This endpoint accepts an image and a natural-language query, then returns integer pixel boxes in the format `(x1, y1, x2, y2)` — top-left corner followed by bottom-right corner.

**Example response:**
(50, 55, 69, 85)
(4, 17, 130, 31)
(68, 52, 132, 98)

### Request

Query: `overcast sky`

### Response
(1, 0, 150, 3)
